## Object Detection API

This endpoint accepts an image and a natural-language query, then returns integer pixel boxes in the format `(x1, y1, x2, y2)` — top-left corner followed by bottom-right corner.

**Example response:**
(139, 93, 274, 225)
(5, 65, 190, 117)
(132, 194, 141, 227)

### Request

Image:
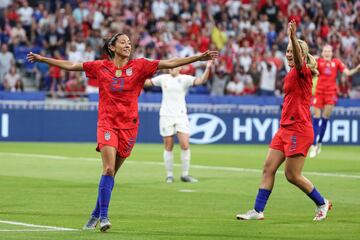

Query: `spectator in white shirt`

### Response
(0, 43, 15, 83)
(151, 0, 168, 19)
(3, 65, 23, 92)
(258, 60, 277, 96)
(17, 0, 33, 38)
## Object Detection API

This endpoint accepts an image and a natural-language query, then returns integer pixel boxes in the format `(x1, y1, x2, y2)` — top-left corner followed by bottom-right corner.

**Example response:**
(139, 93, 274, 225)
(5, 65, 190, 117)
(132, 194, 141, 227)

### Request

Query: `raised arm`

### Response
(26, 52, 84, 71)
(343, 64, 360, 77)
(288, 20, 303, 71)
(158, 50, 218, 70)
(193, 60, 214, 85)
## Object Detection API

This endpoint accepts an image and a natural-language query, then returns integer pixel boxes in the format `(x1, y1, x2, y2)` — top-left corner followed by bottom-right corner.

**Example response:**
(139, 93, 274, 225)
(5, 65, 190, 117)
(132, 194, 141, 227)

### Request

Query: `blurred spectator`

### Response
(0, 43, 14, 82)
(248, 61, 261, 92)
(34, 50, 50, 90)
(151, 0, 168, 20)
(43, 24, 64, 55)
(64, 72, 85, 99)
(211, 22, 228, 50)
(72, 1, 89, 24)
(3, 65, 23, 92)
(258, 60, 277, 96)
(226, 65, 254, 95)
(338, 75, 350, 98)
(10, 22, 28, 45)
(260, 0, 279, 23)
(49, 50, 64, 98)
(209, 63, 229, 96)
(17, 0, 33, 39)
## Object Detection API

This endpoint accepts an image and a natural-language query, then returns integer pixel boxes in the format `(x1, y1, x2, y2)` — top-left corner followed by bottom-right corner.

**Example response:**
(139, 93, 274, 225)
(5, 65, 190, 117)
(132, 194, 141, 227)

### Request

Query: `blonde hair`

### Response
(297, 39, 318, 76)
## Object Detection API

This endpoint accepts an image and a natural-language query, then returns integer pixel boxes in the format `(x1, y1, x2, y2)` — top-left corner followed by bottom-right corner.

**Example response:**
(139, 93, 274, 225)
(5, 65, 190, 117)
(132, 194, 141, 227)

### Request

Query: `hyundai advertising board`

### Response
(0, 104, 359, 145)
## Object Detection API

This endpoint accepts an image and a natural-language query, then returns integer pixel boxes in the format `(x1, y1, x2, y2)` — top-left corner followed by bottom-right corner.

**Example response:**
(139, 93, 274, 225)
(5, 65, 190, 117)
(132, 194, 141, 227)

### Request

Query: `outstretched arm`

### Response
(158, 50, 218, 70)
(193, 60, 214, 85)
(27, 52, 84, 71)
(343, 64, 360, 76)
(288, 20, 303, 71)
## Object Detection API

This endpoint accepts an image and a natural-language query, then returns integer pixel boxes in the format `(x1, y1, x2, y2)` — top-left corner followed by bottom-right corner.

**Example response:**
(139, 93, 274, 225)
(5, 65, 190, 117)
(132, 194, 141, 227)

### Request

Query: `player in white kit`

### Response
(145, 60, 213, 183)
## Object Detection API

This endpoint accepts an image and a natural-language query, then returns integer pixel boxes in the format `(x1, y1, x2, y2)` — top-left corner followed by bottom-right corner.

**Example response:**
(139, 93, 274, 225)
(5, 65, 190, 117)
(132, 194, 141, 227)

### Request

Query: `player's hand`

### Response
(206, 60, 214, 68)
(26, 52, 43, 63)
(199, 50, 218, 61)
(287, 19, 297, 38)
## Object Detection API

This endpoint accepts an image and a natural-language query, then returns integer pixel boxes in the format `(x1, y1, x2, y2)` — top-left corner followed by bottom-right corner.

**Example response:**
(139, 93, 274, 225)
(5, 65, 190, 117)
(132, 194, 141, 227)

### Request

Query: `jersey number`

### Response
(111, 77, 125, 92)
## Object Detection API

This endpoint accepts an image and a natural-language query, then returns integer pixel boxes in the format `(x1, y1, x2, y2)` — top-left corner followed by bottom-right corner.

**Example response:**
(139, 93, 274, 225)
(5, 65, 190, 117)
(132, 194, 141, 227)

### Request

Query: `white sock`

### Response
(181, 149, 191, 177)
(163, 150, 174, 177)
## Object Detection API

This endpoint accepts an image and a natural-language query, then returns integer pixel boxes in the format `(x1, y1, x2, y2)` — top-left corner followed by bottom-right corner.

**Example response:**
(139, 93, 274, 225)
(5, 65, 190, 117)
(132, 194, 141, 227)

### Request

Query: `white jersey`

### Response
(151, 74, 195, 117)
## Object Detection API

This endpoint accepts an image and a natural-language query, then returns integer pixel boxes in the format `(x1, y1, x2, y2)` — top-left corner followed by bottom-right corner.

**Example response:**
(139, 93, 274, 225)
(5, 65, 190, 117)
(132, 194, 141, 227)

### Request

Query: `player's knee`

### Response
(103, 166, 115, 176)
(262, 166, 276, 178)
(165, 145, 174, 151)
(285, 170, 300, 184)
(180, 144, 189, 150)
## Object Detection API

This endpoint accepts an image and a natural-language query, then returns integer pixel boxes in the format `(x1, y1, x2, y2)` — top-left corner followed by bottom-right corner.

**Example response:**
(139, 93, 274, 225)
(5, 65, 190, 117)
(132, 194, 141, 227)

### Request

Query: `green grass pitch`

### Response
(0, 142, 359, 239)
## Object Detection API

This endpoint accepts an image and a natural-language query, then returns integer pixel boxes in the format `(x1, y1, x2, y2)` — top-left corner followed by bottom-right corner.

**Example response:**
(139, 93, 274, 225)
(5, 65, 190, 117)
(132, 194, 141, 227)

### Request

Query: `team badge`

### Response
(104, 131, 111, 141)
(126, 68, 133, 76)
(331, 62, 335, 67)
(115, 70, 122, 77)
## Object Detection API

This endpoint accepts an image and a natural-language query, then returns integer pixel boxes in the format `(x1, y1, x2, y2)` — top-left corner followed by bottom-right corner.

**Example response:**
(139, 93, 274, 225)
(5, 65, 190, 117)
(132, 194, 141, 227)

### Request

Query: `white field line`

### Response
(0, 152, 360, 180)
(0, 220, 77, 231)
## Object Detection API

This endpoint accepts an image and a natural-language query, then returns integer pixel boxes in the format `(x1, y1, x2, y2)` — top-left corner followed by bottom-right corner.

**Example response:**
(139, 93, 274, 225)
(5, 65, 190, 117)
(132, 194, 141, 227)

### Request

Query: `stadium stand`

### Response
(0, 0, 359, 100)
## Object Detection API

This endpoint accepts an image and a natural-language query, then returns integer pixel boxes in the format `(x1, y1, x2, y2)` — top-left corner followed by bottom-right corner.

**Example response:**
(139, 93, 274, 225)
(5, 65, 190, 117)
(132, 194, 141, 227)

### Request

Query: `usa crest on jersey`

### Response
(104, 131, 111, 141)
(126, 68, 133, 76)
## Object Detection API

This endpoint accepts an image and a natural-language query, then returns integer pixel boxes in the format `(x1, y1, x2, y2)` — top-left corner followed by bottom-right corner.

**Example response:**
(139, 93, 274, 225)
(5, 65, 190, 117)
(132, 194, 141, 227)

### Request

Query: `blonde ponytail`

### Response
(297, 40, 318, 76)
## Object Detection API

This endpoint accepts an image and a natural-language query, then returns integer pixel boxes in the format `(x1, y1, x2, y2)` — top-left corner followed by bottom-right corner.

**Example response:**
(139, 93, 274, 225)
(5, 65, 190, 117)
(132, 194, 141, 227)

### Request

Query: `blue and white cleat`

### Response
(83, 215, 99, 230)
(99, 217, 112, 232)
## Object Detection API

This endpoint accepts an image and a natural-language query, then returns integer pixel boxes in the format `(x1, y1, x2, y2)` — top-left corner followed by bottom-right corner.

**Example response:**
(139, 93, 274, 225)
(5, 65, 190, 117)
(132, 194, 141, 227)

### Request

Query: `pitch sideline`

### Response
(0, 220, 78, 232)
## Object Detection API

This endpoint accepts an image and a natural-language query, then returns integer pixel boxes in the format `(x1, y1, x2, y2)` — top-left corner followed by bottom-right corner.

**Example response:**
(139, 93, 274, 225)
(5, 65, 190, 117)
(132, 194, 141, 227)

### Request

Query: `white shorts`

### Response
(159, 116, 190, 137)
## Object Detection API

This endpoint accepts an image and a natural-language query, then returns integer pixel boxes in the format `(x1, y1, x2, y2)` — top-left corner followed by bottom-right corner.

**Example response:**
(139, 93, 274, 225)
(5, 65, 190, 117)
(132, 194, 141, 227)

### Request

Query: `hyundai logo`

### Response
(188, 113, 226, 144)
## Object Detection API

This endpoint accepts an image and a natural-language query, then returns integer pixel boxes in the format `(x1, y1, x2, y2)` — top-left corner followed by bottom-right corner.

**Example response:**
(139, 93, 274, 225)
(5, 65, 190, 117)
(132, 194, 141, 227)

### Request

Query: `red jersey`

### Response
(83, 58, 159, 129)
(316, 58, 345, 93)
(280, 65, 313, 128)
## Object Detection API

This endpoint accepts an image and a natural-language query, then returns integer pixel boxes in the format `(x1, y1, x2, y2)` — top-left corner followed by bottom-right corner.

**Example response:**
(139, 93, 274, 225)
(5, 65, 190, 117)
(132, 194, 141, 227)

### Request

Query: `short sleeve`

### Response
(83, 60, 103, 79)
(140, 58, 160, 78)
(181, 74, 196, 87)
(151, 74, 164, 87)
(335, 58, 346, 73)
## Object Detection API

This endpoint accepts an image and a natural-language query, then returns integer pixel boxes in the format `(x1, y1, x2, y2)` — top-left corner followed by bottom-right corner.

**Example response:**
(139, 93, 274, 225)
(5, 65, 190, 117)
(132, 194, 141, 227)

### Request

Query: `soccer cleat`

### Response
(99, 217, 112, 232)
(166, 176, 174, 183)
(236, 209, 265, 220)
(82, 215, 99, 230)
(313, 199, 332, 221)
(180, 175, 198, 183)
(309, 145, 317, 158)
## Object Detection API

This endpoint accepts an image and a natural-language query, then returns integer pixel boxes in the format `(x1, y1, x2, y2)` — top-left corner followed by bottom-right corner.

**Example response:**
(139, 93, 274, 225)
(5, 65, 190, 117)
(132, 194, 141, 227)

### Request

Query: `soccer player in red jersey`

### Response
(309, 45, 360, 158)
(236, 20, 332, 221)
(27, 33, 218, 232)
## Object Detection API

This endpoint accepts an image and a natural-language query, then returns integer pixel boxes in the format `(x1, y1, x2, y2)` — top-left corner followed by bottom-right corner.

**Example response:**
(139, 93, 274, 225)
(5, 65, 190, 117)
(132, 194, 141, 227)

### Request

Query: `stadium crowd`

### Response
(0, 0, 360, 99)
